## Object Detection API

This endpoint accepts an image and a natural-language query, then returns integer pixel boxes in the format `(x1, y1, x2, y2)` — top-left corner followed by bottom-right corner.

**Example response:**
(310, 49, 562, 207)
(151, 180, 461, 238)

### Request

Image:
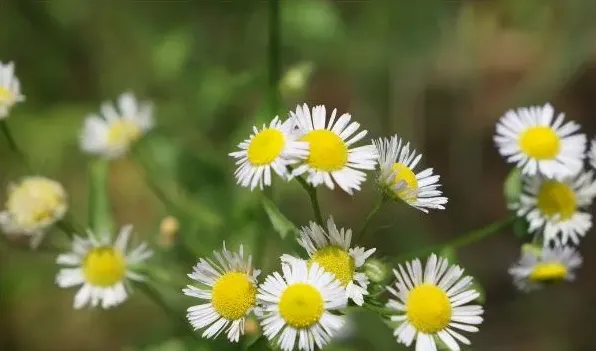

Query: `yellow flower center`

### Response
(537, 181, 576, 220)
(278, 283, 324, 328)
(6, 178, 66, 230)
(302, 130, 348, 171)
(107, 120, 142, 147)
(211, 272, 257, 320)
(0, 86, 13, 104)
(309, 246, 355, 287)
(518, 126, 560, 160)
(391, 163, 418, 200)
(529, 262, 568, 282)
(406, 284, 452, 334)
(247, 128, 285, 166)
(82, 247, 126, 287)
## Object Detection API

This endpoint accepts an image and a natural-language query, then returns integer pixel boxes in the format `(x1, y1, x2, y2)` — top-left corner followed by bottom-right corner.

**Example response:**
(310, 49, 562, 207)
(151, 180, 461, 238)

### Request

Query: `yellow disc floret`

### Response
(518, 126, 560, 160)
(211, 272, 257, 320)
(302, 130, 348, 171)
(309, 246, 355, 287)
(83, 247, 126, 287)
(278, 283, 324, 328)
(0, 86, 14, 104)
(107, 119, 142, 148)
(406, 284, 452, 334)
(537, 181, 577, 220)
(247, 128, 285, 166)
(391, 163, 418, 200)
(6, 177, 66, 230)
(529, 262, 568, 283)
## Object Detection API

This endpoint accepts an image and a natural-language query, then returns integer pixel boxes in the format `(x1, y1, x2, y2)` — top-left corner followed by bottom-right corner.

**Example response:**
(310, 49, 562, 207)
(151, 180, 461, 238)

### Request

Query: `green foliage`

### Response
(261, 195, 299, 240)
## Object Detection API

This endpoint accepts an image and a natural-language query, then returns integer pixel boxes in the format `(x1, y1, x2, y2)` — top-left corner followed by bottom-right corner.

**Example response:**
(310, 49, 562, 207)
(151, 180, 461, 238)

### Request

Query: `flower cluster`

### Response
(494, 103, 592, 290)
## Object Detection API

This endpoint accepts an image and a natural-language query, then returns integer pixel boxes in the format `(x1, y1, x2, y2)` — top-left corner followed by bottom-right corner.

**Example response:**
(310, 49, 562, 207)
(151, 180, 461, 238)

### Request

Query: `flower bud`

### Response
(363, 257, 390, 284)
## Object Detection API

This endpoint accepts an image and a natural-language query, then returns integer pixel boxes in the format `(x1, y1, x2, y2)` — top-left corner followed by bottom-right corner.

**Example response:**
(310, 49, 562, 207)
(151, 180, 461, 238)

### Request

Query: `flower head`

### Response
(514, 170, 596, 246)
(80, 92, 154, 159)
(494, 103, 586, 179)
(0, 176, 67, 248)
(182, 243, 260, 342)
(0, 61, 25, 119)
(509, 244, 582, 292)
(290, 104, 378, 195)
(373, 135, 447, 212)
(257, 258, 347, 351)
(229, 116, 308, 190)
(55, 225, 153, 309)
(386, 254, 484, 351)
(283, 217, 376, 306)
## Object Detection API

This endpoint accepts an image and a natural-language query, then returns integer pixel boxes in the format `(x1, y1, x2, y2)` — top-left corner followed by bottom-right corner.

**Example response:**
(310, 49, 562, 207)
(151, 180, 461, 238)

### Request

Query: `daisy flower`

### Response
(290, 104, 378, 195)
(373, 135, 447, 213)
(0, 176, 67, 248)
(257, 258, 347, 351)
(514, 170, 596, 246)
(589, 137, 596, 170)
(282, 216, 376, 306)
(80, 92, 154, 159)
(0, 61, 25, 119)
(182, 243, 260, 342)
(229, 116, 308, 190)
(508, 244, 582, 292)
(386, 254, 484, 351)
(494, 103, 586, 179)
(55, 225, 153, 309)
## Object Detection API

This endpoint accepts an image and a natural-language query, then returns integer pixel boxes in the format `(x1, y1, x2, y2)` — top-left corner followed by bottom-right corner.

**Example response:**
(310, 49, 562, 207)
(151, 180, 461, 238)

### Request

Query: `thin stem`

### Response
(358, 195, 388, 243)
(295, 176, 324, 226)
(1, 120, 24, 158)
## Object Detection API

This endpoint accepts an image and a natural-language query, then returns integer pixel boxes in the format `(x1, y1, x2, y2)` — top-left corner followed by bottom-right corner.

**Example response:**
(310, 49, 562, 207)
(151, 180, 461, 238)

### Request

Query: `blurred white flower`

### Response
(0, 61, 25, 119)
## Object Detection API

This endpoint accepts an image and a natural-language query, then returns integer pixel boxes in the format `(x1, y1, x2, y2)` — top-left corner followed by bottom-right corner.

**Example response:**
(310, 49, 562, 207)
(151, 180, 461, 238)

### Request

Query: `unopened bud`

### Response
(521, 243, 542, 256)
(244, 318, 260, 335)
(363, 258, 390, 284)
(280, 62, 314, 99)
(159, 216, 179, 248)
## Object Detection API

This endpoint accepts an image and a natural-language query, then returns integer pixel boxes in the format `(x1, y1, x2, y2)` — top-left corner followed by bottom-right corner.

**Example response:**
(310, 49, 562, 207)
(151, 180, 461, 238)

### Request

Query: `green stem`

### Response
(358, 195, 388, 243)
(88, 159, 113, 236)
(394, 217, 515, 262)
(1, 120, 24, 158)
(295, 176, 324, 226)
(362, 302, 393, 317)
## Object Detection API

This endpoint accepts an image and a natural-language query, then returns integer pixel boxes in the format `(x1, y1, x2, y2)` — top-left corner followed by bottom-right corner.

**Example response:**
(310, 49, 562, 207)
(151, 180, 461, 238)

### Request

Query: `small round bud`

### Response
(363, 258, 390, 284)
(159, 216, 179, 248)
(244, 318, 260, 335)
(280, 62, 314, 99)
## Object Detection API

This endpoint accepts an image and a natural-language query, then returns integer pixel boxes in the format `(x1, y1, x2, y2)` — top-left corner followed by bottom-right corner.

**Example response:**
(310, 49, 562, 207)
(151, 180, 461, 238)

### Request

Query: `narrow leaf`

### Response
(261, 195, 298, 239)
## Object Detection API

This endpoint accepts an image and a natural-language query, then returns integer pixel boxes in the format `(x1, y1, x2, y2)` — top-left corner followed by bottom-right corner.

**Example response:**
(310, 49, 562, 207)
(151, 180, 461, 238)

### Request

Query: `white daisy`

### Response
(182, 243, 260, 342)
(494, 102, 586, 179)
(373, 135, 448, 213)
(508, 244, 582, 292)
(229, 116, 308, 190)
(0, 61, 25, 119)
(257, 258, 347, 351)
(290, 103, 378, 195)
(589, 137, 596, 170)
(80, 92, 154, 159)
(282, 216, 376, 306)
(0, 176, 67, 248)
(386, 254, 484, 351)
(514, 170, 596, 246)
(55, 225, 153, 309)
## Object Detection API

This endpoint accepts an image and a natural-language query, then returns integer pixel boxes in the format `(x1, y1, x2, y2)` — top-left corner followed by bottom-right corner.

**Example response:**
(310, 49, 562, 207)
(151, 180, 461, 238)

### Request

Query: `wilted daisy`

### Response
(80, 92, 154, 159)
(373, 135, 447, 213)
(229, 116, 308, 190)
(282, 216, 376, 306)
(494, 103, 586, 179)
(55, 225, 153, 309)
(257, 258, 347, 351)
(515, 170, 596, 246)
(509, 244, 582, 292)
(386, 254, 484, 351)
(182, 243, 260, 342)
(0, 176, 67, 248)
(290, 104, 378, 195)
(0, 61, 25, 118)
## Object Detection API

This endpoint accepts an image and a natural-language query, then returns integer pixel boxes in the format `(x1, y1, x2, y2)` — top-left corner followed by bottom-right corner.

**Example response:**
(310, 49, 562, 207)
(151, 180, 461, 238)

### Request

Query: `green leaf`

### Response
(440, 246, 457, 263)
(261, 195, 298, 239)
(513, 216, 530, 240)
(504, 168, 523, 205)
(88, 159, 113, 236)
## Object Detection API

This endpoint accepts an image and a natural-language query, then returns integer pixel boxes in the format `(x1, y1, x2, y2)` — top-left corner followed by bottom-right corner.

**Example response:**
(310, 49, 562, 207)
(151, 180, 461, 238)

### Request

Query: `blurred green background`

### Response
(2, 0, 596, 350)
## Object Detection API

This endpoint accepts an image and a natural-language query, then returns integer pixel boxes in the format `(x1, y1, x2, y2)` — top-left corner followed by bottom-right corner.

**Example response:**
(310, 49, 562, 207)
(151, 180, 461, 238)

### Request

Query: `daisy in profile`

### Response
(182, 243, 260, 342)
(229, 116, 308, 190)
(0, 61, 25, 118)
(509, 244, 582, 292)
(494, 103, 586, 179)
(514, 170, 596, 246)
(282, 216, 376, 306)
(290, 104, 378, 195)
(373, 135, 447, 213)
(80, 92, 154, 159)
(55, 225, 153, 309)
(257, 258, 347, 351)
(386, 254, 484, 351)
(589, 138, 596, 170)
(0, 176, 67, 248)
